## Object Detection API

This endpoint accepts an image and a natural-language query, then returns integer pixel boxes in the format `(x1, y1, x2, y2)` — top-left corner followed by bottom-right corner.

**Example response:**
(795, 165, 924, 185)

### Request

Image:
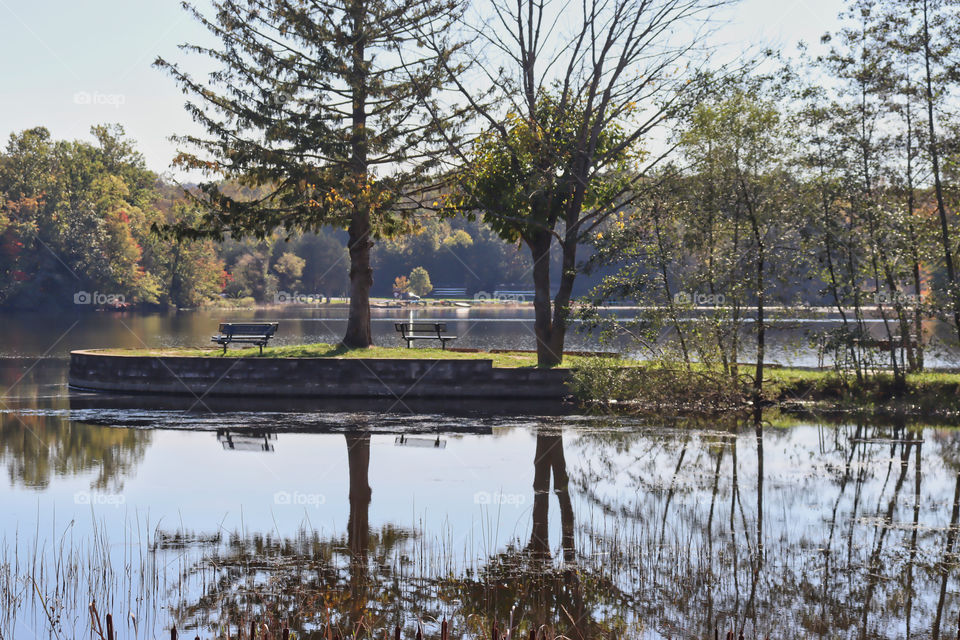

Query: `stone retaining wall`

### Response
(68, 350, 571, 399)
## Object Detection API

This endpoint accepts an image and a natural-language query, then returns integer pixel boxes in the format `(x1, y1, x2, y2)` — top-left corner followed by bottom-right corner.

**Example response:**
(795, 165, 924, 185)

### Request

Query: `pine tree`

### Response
(156, 0, 466, 346)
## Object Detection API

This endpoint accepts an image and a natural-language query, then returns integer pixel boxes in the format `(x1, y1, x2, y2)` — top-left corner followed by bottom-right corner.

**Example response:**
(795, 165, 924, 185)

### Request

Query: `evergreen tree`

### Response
(156, 0, 467, 347)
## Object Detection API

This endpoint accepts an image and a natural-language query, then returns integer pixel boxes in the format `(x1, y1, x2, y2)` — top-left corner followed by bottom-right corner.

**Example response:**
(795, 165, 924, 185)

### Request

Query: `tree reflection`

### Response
(528, 427, 574, 562)
(163, 424, 638, 638)
(932, 428, 960, 640)
(132, 416, 959, 639)
(169, 428, 415, 638)
(345, 432, 371, 626)
(0, 407, 150, 490)
(559, 412, 960, 638)
(446, 424, 627, 639)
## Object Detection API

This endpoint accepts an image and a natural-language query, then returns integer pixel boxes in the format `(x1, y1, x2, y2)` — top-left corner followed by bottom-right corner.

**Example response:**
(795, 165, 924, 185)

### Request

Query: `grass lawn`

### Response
(98, 343, 617, 368)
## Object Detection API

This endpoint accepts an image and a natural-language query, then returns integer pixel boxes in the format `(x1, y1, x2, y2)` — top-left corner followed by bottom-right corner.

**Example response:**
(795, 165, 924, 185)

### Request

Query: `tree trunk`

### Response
(653, 207, 690, 365)
(903, 101, 922, 372)
(342, 0, 373, 349)
(528, 231, 561, 367)
(820, 192, 861, 376)
(741, 179, 764, 405)
(753, 242, 765, 405)
(168, 238, 183, 308)
(729, 216, 743, 381)
(343, 213, 373, 348)
(547, 231, 578, 366)
(912, 259, 924, 370)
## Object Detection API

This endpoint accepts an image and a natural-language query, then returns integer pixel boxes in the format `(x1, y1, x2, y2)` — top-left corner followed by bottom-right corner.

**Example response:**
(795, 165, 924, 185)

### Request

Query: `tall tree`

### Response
(918, 0, 960, 345)
(808, 0, 941, 376)
(679, 83, 803, 402)
(156, 0, 466, 347)
(821, 0, 912, 383)
(877, 0, 960, 343)
(436, 0, 731, 366)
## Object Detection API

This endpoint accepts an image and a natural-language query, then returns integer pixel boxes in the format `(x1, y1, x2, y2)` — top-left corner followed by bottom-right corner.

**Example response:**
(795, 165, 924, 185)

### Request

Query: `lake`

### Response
(0, 308, 958, 639)
(4, 305, 960, 367)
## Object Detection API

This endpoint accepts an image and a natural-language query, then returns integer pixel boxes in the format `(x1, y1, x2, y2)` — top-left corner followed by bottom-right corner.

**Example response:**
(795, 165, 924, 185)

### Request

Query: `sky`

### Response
(0, 0, 845, 178)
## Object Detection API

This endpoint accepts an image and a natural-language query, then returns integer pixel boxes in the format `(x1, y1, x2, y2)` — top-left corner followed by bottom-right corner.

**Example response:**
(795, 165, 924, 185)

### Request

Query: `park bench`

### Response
(394, 322, 457, 349)
(211, 322, 279, 354)
(432, 287, 467, 298)
(815, 333, 920, 368)
(855, 337, 919, 352)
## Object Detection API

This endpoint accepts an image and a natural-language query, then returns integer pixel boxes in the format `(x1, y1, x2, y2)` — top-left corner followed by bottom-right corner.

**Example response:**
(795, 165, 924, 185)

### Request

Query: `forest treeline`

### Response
(0, 125, 540, 309)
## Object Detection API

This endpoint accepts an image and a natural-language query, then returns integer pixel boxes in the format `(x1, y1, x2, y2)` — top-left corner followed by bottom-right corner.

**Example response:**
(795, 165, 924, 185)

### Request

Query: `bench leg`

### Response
(259, 344, 263, 355)
(223, 344, 227, 355)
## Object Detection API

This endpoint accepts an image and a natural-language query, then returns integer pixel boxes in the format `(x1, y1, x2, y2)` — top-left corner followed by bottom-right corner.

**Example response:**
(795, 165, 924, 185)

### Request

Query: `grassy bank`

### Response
(90, 345, 960, 415)
(767, 367, 960, 414)
(570, 360, 960, 416)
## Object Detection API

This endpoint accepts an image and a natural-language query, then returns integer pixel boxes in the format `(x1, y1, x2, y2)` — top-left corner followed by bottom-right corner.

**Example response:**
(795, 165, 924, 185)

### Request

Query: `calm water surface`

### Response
(0, 310, 958, 639)
(4, 305, 960, 366)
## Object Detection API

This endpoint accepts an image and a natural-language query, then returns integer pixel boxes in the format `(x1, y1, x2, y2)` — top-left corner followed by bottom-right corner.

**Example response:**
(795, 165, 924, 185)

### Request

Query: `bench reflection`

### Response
(217, 429, 276, 452)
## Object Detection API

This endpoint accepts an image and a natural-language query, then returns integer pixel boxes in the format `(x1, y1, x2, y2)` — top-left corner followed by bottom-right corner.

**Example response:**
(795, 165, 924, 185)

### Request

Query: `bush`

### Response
(570, 357, 747, 412)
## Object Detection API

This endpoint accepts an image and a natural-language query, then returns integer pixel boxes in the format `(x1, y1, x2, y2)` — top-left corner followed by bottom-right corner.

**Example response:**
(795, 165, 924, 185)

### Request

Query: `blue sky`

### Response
(0, 0, 843, 177)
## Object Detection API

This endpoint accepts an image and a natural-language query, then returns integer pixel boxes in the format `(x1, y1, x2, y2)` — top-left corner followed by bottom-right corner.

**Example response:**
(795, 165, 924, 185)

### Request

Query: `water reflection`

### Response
(528, 427, 574, 562)
(0, 362, 150, 489)
(2, 372, 960, 638)
(161, 421, 620, 639)
(346, 432, 372, 626)
(933, 464, 960, 640)
(395, 434, 446, 448)
(217, 429, 276, 452)
(0, 419, 150, 489)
